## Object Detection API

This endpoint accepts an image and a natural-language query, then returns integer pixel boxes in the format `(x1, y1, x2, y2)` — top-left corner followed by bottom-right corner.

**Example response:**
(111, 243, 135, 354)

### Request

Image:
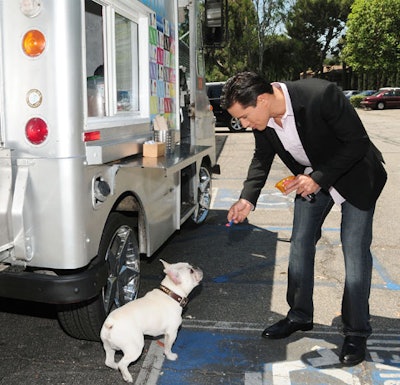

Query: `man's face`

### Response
(227, 95, 270, 131)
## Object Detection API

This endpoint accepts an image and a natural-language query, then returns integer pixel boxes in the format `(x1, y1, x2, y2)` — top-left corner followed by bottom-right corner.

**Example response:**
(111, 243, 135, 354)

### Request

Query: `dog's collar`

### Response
(158, 285, 189, 308)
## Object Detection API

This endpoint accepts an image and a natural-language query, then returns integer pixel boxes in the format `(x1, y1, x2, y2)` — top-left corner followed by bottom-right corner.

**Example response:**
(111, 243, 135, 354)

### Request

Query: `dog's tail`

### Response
(100, 316, 115, 342)
(103, 317, 114, 330)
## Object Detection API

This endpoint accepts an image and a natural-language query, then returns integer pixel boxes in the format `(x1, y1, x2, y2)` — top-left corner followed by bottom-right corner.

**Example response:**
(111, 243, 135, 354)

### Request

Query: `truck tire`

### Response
(190, 165, 212, 224)
(57, 212, 140, 341)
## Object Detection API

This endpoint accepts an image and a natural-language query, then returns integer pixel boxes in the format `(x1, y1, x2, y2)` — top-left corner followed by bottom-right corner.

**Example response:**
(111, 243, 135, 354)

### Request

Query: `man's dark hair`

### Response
(220, 72, 273, 110)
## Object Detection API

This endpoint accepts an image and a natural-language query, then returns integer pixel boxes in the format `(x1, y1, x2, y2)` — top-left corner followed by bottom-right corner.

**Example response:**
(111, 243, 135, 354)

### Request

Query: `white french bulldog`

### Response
(100, 259, 203, 383)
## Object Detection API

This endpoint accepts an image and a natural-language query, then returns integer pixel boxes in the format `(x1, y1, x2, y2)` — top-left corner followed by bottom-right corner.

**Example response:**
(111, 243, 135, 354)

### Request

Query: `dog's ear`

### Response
(166, 269, 181, 285)
(161, 262, 181, 285)
(160, 259, 169, 268)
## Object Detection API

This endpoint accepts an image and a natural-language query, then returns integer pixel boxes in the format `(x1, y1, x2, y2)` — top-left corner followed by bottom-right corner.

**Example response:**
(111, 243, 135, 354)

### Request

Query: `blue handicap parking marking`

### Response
(211, 188, 243, 210)
(151, 326, 400, 385)
(157, 329, 262, 385)
(212, 188, 293, 210)
(372, 254, 400, 290)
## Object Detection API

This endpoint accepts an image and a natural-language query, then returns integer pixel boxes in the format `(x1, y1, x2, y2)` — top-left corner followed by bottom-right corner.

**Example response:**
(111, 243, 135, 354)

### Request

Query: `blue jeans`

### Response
(287, 191, 374, 337)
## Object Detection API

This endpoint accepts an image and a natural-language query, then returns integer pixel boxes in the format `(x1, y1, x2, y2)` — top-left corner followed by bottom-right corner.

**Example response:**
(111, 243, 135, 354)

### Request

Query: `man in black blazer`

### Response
(221, 72, 387, 366)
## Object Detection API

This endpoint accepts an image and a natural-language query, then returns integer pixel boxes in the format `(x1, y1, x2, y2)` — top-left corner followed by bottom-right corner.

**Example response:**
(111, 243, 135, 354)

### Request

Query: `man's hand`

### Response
(227, 198, 253, 224)
(284, 174, 320, 198)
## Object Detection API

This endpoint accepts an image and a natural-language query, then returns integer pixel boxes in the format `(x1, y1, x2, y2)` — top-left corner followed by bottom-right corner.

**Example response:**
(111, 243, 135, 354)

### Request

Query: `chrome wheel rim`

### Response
(103, 225, 140, 313)
(192, 166, 211, 224)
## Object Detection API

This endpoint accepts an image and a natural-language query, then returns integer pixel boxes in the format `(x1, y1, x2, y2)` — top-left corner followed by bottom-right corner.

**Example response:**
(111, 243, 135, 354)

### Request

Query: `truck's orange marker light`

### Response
(22, 29, 46, 57)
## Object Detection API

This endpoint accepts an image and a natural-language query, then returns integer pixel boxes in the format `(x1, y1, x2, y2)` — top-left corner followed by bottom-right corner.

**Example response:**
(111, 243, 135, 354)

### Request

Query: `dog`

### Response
(100, 259, 203, 383)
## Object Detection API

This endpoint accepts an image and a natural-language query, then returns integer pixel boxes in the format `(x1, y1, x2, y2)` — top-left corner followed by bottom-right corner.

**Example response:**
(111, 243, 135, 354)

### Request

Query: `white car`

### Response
(343, 90, 360, 99)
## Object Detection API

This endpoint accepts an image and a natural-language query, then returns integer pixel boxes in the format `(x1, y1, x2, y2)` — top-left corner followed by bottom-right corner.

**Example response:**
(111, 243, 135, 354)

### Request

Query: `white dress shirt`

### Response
(268, 82, 345, 205)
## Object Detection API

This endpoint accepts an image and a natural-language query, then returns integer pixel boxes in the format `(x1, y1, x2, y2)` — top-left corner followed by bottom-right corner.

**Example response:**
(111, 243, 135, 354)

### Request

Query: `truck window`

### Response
(115, 14, 139, 113)
(86, 1, 105, 117)
(85, 0, 141, 118)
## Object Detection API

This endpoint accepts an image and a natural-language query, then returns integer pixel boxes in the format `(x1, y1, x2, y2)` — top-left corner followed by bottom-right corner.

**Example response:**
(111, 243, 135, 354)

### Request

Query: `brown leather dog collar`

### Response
(158, 285, 189, 307)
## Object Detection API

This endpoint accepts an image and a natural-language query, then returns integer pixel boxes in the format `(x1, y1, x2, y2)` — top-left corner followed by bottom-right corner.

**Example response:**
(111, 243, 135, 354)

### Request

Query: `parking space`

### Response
(132, 220, 400, 385)
(133, 109, 400, 384)
(0, 110, 399, 385)
(135, 323, 400, 385)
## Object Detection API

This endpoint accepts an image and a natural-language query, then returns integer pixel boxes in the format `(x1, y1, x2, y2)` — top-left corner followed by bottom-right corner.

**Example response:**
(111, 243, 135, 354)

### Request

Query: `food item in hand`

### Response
(275, 175, 295, 193)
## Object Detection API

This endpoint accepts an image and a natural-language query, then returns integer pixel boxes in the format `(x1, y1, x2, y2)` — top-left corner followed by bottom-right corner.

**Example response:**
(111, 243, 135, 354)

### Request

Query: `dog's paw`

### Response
(105, 360, 118, 370)
(165, 352, 178, 361)
(121, 372, 133, 383)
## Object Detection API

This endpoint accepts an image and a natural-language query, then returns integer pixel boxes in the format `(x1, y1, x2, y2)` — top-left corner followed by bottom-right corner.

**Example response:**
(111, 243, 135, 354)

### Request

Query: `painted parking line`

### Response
(135, 321, 400, 385)
(134, 340, 165, 385)
(373, 253, 400, 290)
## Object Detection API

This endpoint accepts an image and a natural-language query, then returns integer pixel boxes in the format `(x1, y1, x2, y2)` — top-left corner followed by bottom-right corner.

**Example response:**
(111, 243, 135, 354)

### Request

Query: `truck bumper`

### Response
(0, 256, 107, 304)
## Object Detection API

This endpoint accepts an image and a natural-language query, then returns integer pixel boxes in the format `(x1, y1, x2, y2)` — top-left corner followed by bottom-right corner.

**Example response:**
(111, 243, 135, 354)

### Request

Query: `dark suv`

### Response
(206, 82, 246, 132)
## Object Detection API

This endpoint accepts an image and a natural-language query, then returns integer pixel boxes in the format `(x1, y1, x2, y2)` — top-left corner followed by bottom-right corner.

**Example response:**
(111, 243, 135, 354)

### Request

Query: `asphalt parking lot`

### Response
(0, 108, 399, 385)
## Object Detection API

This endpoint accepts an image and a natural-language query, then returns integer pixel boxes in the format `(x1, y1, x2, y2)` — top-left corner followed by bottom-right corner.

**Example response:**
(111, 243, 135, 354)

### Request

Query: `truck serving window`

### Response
(115, 14, 139, 113)
(85, 0, 143, 118)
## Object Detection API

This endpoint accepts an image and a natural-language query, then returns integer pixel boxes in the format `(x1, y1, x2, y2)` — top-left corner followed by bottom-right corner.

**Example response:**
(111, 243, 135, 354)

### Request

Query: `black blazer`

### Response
(240, 78, 387, 210)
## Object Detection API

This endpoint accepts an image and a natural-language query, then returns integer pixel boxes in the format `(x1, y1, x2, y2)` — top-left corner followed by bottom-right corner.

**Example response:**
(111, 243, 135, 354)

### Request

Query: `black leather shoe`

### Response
(339, 336, 367, 366)
(261, 318, 313, 339)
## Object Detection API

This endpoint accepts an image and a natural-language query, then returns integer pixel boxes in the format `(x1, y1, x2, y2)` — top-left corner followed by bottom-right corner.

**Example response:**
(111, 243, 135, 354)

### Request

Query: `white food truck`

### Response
(0, 0, 223, 340)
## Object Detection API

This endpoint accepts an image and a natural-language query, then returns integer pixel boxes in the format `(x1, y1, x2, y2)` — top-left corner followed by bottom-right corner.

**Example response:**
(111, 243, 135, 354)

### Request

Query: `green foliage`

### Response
(253, 0, 287, 73)
(349, 94, 365, 108)
(204, 0, 381, 84)
(204, 0, 290, 81)
(342, 0, 400, 81)
(286, 0, 351, 74)
(204, 0, 258, 81)
(263, 35, 303, 80)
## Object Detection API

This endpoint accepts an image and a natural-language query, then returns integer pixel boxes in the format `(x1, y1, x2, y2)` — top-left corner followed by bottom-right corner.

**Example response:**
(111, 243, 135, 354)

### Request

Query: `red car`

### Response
(360, 87, 400, 110)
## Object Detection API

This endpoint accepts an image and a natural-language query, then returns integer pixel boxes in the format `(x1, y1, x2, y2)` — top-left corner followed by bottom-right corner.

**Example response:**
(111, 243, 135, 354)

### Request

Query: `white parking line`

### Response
(134, 340, 165, 385)
(246, 353, 361, 385)
(244, 372, 262, 384)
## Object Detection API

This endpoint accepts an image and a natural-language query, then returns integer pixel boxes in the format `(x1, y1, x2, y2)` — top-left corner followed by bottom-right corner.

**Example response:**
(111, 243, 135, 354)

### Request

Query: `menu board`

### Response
(148, 10, 176, 129)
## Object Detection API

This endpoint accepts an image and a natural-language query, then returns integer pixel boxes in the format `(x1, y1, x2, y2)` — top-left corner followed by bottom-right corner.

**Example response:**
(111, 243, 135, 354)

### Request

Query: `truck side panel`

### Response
(0, 148, 13, 256)
(0, 0, 218, 315)
(11, 158, 89, 268)
(1, 0, 85, 159)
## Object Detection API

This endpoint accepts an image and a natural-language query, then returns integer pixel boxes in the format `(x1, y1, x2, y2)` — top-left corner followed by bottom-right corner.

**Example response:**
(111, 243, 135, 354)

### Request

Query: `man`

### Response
(221, 72, 387, 366)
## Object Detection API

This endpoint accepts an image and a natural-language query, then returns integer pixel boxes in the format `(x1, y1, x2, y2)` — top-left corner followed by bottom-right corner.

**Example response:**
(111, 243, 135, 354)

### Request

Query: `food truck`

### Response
(0, 0, 222, 340)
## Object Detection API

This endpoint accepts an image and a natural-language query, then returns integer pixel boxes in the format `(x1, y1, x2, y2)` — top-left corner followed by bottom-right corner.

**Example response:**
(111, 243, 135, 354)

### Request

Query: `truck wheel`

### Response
(191, 165, 211, 224)
(57, 212, 140, 341)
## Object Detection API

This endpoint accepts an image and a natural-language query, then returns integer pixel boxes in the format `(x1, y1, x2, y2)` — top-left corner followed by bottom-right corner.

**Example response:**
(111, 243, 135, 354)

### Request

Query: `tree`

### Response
(204, 0, 294, 80)
(262, 35, 302, 80)
(204, 0, 258, 80)
(342, 0, 400, 88)
(286, 0, 351, 76)
(253, 0, 288, 73)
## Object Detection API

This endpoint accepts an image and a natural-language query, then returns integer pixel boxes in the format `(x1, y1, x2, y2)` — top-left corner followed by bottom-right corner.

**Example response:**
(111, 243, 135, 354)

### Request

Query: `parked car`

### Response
(343, 90, 360, 99)
(349, 90, 377, 108)
(206, 82, 246, 132)
(360, 88, 400, 110)
(358, 90, 377, 97)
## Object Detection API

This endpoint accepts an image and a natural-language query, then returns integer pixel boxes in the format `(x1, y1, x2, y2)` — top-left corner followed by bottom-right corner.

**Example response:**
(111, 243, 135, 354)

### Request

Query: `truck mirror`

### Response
(204, 0, 226, 47)
(205, 0, 222, 28)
